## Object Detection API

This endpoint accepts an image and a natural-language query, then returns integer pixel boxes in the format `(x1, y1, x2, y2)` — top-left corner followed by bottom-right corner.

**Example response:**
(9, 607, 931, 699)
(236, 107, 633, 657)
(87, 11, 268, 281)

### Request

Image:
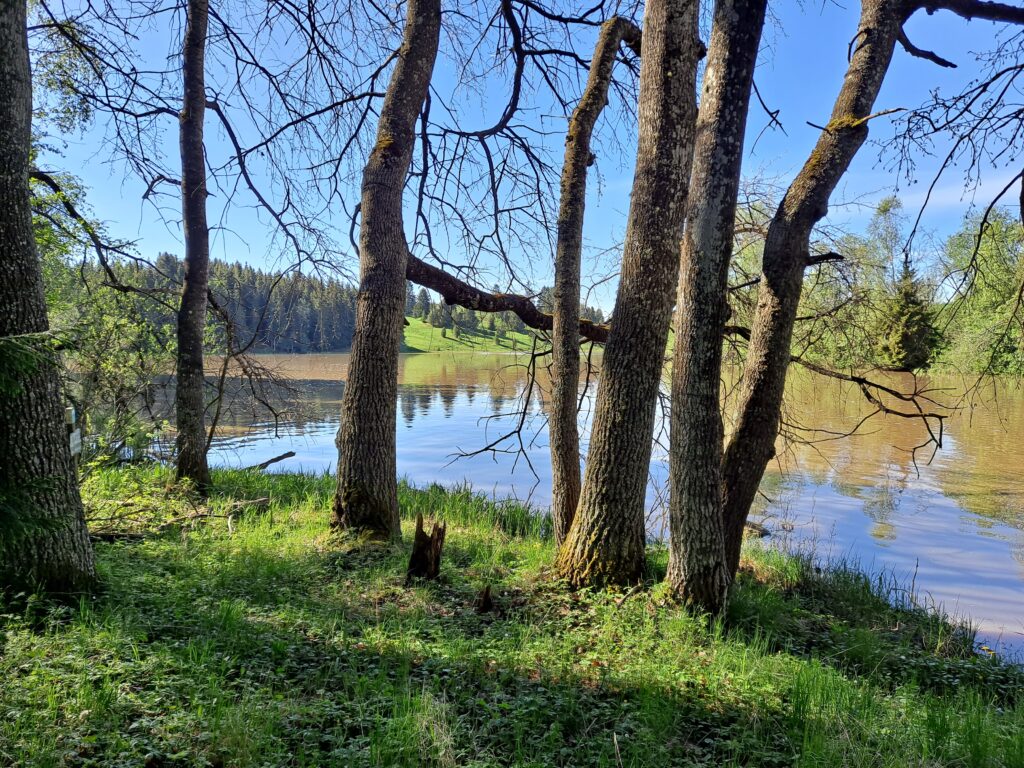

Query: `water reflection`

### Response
(756, 373, 1024, 654)
(208, 353, 1024, 654)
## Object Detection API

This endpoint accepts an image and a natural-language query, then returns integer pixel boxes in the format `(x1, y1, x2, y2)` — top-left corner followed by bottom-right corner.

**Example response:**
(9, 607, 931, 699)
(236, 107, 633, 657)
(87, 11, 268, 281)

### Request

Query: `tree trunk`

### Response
(0, 0, 95, 594)
(174, 0, 212, 491)
(719, 0, 904, 577)
(550, 18, 640, 547)
(666, 0, 767, 613)
(557, 0, 702, 588)
(332, 0, 441, 540)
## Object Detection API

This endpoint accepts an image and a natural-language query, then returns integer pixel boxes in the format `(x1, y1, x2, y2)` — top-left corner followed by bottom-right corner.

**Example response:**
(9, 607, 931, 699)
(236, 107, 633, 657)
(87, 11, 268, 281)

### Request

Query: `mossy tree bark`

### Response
(550, 17, 640, 547)
(719, 0, 905, 578)
(0, 0, 95, 594)
(332, 0, 441, 540)
(666, 0, 767, 614)
(557, 0, 702, 588)
(719, 0, 1024, 578)
(174, 0, 212, 492)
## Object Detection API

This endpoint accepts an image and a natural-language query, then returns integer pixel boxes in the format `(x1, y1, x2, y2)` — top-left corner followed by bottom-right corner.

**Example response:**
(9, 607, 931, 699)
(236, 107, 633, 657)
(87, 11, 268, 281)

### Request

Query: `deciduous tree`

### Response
(667, 0, 767, 613)
(549, 16, 640, 546)
(0, 0, 95, 594)
(557, 0, 702, 587)
(332, 0, 441, 539)
(719, 0, 1024, 580)
(173, 0, 212, 490)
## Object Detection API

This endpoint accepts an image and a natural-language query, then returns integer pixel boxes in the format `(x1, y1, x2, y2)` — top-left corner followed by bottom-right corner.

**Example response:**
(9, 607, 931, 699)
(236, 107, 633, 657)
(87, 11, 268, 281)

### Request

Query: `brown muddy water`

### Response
(207, 352, 1024, 656)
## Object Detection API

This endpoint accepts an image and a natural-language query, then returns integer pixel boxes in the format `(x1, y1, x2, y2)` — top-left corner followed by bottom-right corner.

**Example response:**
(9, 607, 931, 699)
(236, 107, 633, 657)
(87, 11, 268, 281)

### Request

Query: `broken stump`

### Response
(474, 584, 493, 614)
(405, 513, 446, 584)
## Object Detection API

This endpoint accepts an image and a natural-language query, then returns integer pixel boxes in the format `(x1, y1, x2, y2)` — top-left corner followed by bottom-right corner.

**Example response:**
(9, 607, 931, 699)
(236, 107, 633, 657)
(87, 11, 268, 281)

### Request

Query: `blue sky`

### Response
(43, 1, 1022, 307)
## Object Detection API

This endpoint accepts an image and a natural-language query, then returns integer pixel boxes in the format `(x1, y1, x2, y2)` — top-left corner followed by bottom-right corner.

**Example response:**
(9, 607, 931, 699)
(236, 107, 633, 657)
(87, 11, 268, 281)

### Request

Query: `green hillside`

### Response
(401, 316, 537, 353)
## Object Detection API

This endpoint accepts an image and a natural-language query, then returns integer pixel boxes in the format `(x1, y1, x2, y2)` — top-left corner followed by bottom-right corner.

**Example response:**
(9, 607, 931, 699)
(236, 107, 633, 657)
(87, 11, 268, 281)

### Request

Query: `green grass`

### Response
(401, 316, 537, 353)
(2, 467, 1022, 767)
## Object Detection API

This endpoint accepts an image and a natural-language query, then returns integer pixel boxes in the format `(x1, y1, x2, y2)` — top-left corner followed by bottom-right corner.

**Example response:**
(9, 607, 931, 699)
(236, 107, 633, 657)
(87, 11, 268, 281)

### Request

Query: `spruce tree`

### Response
(414, 288, 431, 318)
(878, 260, 939, 371)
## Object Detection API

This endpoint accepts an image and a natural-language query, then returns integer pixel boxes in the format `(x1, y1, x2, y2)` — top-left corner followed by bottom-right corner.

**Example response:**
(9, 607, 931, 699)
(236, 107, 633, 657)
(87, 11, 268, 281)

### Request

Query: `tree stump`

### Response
(474, 584, 493, 614)
(405, 513, 446, 584)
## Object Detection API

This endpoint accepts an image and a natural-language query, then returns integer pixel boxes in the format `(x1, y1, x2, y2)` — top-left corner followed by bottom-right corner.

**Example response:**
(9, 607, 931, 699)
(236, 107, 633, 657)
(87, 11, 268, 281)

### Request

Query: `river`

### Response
(207, 352, 1024, 656)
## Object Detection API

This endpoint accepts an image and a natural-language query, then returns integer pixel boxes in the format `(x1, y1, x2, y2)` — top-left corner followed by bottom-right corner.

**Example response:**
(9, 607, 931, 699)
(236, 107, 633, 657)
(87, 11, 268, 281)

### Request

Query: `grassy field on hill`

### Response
(1, 467, 1021, 767)
(401, 317, 537, 353)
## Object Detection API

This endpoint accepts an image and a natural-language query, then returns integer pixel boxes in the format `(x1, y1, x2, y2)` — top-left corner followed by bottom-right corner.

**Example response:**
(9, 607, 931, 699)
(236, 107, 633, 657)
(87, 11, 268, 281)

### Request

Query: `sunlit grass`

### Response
(401, 316, 536, 354)
(1, 466, 1020, 767)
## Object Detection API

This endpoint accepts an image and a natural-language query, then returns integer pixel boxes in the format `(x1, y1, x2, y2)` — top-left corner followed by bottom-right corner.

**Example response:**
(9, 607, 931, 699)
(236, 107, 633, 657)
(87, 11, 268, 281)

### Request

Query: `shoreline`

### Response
(3, 466, 1020, 766)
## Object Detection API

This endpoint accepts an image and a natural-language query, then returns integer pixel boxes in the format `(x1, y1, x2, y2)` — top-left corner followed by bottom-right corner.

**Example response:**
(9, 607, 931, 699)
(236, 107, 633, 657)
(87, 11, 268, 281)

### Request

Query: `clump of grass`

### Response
(728, 543, 1023, 706)
(2, 466, 1021, 767)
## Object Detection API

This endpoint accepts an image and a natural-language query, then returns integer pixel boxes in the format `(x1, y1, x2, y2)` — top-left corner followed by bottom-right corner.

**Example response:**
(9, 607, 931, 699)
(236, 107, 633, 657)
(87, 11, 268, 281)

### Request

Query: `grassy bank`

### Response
(402, 316, 536, 353)
(2, 468, 1021, 767)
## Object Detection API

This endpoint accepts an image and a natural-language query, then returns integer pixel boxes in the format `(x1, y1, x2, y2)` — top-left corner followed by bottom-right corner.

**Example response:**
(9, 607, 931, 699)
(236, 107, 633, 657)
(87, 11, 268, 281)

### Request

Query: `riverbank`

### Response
(402, 316, 536, 353)
(2, 467, 1021, 766)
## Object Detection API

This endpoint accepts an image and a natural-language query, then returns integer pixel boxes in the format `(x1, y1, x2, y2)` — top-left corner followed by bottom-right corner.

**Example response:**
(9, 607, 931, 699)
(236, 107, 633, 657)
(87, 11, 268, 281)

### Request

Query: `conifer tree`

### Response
(878, 260, 939, 371)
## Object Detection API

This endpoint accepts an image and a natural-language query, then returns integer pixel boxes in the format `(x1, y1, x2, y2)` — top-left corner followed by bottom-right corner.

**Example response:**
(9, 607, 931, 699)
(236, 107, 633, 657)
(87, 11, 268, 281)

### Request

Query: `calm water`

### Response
(209, 353, 1024, 655)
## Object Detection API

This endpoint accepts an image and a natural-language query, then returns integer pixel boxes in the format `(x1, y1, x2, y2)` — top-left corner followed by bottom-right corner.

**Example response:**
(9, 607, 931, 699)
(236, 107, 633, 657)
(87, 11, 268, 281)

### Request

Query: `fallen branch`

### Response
(244, 451, 295, 471)
(89, 531, 147, 543)
(614, 583, 644, 609)
(221, 497, 271, 514)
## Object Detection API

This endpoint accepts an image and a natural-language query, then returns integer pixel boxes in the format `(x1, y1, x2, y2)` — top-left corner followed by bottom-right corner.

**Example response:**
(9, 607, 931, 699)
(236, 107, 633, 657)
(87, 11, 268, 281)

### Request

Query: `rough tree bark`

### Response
(557, 0, 702, 587)
(0, 0, 95, 593)
(174, 0, 212, 491)
(550, 17, 640, 547)
(332, 0, 441, 540)
(666, 0, 767, 613)
(720, 0, 902, 577)
(718, 0, 1024, 578)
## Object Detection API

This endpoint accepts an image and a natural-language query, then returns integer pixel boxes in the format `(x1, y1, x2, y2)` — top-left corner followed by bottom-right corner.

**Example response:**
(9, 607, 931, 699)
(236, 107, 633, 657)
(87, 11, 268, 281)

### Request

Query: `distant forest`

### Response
(117, 253, 605, 353)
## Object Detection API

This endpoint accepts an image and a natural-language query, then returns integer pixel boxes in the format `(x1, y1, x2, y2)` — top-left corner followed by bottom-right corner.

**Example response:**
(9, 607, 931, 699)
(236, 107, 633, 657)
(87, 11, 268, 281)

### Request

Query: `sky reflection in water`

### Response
(208, 353, 1024, 656)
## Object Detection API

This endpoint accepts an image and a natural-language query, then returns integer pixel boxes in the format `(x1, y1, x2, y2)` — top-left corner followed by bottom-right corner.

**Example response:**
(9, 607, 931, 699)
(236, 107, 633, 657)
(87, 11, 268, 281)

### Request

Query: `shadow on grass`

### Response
(94, 466, 1024, 708)
(33, 469, 1019, 766)
(6, 540, 1023, 767)
(9, 546, 794, 767)
(645, 539, 1023, 706)
(11, 531, 1022, 767)
(95, 467, 1024, 706)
